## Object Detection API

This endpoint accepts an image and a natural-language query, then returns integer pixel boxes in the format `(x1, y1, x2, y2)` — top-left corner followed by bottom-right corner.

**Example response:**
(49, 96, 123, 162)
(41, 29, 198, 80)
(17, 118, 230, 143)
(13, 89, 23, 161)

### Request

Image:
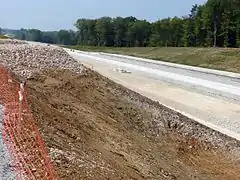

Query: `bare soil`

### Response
(26, 69, 240, 180)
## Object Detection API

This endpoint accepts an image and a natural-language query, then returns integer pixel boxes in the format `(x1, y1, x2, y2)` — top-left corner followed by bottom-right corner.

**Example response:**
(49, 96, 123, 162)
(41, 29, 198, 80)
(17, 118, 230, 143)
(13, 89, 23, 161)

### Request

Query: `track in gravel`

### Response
(0, 105, 16, 180)
(66, 49, 240, 141)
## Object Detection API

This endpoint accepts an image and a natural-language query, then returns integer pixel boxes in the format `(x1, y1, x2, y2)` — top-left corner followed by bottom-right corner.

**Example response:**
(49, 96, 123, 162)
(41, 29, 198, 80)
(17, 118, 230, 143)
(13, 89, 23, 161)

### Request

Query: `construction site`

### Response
(0, 39, 240, 180)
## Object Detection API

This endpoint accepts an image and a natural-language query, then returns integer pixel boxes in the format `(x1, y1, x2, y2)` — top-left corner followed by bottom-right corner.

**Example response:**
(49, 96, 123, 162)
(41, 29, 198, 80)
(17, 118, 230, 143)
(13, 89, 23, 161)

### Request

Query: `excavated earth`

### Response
(26, 69, 240, 180)
(0, 40, 240, 179)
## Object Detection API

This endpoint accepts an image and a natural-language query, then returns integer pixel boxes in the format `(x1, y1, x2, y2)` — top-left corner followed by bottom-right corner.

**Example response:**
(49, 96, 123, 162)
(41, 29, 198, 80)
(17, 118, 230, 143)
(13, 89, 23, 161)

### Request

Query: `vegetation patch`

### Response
(0, 35, 9, 39)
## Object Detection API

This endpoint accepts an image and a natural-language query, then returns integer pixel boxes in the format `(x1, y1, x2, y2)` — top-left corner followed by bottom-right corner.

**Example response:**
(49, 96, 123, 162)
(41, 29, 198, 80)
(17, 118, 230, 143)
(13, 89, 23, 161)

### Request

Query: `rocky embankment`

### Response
(0, 40, 85, 79)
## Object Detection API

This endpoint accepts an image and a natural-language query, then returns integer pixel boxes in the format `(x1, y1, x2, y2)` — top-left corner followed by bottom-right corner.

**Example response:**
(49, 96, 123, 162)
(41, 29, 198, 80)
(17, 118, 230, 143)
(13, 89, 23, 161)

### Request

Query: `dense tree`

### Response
(95, 17, 114, 46)
(28, 29, 43, 42)
(12, 0, 240, 48)
(75, 19, 98, 45)
(123, 16, 138, 47)
(170, 17, 184, 47)
(41, 31, 58, 44)
(14, 29, 77, 45)
(232, 0, 240, 47)
(150, 18, 171, 47)
(182, 5, 198, 47)
(194, 5, 205, 46)
(112, 17, 128, 46)
(58, 30, 76, 45)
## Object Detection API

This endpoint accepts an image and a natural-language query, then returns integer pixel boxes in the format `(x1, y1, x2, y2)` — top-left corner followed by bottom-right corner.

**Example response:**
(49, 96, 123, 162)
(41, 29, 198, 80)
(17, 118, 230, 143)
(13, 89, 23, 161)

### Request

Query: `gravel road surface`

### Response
(66, 49, 240, 141)
(0, 105, 16, 180)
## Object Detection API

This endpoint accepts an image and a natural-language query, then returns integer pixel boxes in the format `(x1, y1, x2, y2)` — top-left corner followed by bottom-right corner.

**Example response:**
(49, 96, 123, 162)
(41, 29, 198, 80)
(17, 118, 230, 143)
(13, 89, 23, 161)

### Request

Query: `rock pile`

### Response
(0, 43, 86, 79)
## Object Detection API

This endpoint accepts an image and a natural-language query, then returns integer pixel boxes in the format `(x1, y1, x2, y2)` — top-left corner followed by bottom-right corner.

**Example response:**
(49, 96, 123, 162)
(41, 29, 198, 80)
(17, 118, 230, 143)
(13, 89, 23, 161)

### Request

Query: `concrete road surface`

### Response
(65, 49, 240, 141)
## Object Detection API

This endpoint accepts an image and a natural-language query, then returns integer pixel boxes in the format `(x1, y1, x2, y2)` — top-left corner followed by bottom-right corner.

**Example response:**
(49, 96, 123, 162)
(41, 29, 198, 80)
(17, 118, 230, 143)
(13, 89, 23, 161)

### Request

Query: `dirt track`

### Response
(26, 69, 240, 180)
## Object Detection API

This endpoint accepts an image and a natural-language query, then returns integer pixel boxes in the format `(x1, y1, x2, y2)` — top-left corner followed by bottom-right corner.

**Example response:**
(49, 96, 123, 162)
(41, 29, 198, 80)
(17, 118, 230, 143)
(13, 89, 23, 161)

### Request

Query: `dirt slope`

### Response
(26, 69, 240, 180)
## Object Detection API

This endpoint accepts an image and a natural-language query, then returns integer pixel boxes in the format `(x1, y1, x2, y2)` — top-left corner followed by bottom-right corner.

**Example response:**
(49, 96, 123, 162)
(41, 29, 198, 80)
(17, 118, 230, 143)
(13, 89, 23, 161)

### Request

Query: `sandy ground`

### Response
(26, 69, 240, 180)
(0, 105, 16, 180)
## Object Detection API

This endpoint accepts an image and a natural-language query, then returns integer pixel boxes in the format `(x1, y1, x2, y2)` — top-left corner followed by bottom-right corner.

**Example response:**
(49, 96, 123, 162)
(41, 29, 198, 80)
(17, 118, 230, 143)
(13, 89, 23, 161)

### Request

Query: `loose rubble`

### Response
(0, 42, 86, 79)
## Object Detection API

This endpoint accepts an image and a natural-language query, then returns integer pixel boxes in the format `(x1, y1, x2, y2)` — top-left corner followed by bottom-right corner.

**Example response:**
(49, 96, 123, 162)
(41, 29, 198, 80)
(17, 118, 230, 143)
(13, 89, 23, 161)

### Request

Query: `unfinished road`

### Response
(65, 49, 240, 141)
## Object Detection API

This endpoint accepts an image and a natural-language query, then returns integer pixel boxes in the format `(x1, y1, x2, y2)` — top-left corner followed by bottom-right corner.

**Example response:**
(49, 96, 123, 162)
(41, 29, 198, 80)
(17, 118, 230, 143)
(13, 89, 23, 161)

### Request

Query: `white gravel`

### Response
(0, 42, 86, 79)
(0, 105, 16, 180)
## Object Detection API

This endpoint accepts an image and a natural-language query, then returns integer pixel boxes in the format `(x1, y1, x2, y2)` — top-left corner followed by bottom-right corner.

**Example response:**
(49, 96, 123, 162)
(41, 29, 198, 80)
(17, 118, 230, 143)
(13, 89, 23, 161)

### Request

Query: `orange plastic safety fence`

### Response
(0, 65, 57, 180)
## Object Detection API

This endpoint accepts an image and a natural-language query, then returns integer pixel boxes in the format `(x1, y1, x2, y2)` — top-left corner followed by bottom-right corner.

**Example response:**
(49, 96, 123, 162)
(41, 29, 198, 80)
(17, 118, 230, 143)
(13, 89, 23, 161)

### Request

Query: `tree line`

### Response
(11, 29, 76, 45)
(7, 0, 240, 47)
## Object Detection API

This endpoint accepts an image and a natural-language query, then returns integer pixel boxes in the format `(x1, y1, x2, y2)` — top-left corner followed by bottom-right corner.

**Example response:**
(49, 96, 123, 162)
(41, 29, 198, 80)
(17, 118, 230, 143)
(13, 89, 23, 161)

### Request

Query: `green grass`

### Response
(0, 35, 9, 39)
(66, 46, 240, 73)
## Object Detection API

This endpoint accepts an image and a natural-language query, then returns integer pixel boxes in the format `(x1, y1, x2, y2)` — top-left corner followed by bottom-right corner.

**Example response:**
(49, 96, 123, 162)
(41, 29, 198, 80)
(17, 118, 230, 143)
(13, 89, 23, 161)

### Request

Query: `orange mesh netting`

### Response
(0, 65, 57, 180)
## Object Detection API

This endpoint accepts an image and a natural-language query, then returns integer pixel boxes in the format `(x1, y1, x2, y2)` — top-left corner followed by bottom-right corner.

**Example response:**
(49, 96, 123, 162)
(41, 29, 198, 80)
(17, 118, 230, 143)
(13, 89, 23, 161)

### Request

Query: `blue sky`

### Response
(0, 0, 206, 31)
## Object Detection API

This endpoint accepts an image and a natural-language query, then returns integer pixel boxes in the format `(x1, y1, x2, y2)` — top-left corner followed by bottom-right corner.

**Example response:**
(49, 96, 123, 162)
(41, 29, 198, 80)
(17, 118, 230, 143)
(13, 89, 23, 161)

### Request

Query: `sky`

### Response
(0, 0, 206, 31)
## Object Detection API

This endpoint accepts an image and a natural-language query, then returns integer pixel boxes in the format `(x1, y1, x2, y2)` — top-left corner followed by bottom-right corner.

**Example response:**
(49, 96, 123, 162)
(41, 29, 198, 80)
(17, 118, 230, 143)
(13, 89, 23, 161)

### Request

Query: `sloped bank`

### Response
(27, 68, 240, 180)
